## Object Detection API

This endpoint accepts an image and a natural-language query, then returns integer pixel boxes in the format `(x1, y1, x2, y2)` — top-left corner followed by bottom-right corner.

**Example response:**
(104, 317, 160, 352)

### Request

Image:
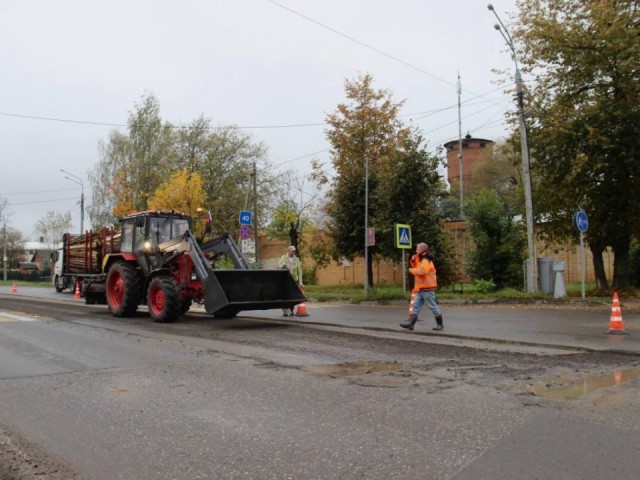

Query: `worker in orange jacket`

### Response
(400, 242, 443, 331)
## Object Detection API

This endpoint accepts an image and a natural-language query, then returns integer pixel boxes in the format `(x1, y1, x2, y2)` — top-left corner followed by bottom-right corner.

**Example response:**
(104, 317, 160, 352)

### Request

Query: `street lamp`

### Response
(60, 169, 84, 234)
(487, 3, 537, 293)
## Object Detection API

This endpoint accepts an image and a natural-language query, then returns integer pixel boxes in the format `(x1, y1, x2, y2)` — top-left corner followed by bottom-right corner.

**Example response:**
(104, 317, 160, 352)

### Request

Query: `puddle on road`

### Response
(301, 360, 405, 378)
(525, 368, 640, 400)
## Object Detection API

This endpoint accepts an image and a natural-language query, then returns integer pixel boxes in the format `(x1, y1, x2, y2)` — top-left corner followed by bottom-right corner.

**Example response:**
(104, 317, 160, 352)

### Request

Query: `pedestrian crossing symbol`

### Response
(395, 224, 412, 249)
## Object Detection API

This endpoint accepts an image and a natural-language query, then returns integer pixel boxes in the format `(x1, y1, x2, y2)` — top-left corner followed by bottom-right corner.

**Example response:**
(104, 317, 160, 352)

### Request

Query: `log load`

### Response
(63, 228, 121, 275)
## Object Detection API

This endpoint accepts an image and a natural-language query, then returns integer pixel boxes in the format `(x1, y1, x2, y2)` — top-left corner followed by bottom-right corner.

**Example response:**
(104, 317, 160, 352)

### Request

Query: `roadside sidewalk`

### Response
(247, 301, 640, 354)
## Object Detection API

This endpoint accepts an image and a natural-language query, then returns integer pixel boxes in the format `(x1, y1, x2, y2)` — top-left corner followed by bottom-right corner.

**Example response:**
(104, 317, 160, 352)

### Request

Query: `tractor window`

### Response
(149, 217, 172, 247)
(120, 222, 134, 252)
(133, 220, 146, 252)
(173, 219, 190, 237)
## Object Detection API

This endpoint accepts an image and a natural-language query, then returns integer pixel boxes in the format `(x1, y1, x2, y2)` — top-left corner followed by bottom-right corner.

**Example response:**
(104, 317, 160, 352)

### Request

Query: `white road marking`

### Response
(0, 310, 41, 322)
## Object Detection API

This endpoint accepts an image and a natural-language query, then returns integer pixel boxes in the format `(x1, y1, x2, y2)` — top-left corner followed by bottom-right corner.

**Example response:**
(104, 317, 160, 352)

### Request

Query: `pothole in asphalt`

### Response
(300, 361, 412, 388)
(524, 368, 640, 400)
(301, 360, 405, 378)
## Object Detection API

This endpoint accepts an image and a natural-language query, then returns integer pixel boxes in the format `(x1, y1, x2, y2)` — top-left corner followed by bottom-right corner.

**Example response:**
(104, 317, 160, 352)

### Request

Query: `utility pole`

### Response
(2, 221, 7, 281)
(253, 161, 259, 264)
(457, 72, 464, 219)
(61, 169, 84, 234)
(488, 3, 537, 292)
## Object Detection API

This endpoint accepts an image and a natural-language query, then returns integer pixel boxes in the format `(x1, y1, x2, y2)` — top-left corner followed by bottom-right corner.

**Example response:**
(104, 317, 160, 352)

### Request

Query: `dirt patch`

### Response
(0, 425, 77, 480)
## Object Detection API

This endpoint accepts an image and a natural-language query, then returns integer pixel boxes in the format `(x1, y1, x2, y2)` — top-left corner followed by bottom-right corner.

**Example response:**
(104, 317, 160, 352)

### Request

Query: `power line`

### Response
(2, 187, 79, 196)
(0, 111, 325, 130)
(7, 197, 79, 207)
(267, 0, 458, 89)
(272, 148, 330, 167)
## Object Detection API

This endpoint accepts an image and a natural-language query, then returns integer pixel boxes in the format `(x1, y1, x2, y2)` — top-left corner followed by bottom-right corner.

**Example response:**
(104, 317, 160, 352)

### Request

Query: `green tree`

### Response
(513, 0, 640, 290)
(90, 94, 272, 236)
(465, 189, 526, 288)
(319, 73, 410, 288)
(320, 74, 453, 287)
(374, 133, 455, 285)
(89, 130, 132, 228)
(128, 92, 175, 211)
(88, 92, 172, 227)
(172, 118, 271, 235)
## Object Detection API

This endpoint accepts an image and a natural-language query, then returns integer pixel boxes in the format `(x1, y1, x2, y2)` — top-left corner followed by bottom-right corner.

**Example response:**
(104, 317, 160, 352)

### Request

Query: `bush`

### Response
(473, 279, 497, 293)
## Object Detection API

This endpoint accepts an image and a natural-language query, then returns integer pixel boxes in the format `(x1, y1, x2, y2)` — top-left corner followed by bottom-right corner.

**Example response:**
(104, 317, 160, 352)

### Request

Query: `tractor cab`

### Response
(118, 211, 191, 272)
(119, 210, 191, 254)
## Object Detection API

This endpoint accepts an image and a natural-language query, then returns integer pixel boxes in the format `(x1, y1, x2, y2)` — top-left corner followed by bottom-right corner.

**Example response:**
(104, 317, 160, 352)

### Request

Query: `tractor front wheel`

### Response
(148, 276, 181, 323)
(106, 262, 141, 317)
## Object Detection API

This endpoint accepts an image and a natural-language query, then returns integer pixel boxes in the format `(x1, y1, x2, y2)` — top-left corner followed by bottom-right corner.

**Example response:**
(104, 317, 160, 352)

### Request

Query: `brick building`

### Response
(444, 134, 494, 204)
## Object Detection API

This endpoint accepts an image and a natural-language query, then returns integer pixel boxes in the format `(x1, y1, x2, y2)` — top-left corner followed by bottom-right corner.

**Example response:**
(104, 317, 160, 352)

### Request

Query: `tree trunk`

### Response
(590, 245, 609, 291)
(613, 239, 631, 291)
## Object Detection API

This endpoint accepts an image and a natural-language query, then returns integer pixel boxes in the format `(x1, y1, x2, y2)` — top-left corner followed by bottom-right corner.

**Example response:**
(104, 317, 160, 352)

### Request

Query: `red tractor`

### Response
(75, 210, 305, 322)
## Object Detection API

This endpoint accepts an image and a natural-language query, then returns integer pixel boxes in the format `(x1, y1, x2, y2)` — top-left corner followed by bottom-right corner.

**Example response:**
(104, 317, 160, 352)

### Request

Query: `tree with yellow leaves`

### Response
(148, 169, 207, 235)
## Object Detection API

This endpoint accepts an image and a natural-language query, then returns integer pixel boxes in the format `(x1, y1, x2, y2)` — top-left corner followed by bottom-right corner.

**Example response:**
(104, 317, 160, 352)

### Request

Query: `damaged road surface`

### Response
(0, 296, 639, 479)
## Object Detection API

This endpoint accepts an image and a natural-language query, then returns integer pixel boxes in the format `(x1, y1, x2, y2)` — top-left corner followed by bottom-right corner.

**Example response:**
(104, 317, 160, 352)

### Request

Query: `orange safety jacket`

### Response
(409, 254, 437, 292)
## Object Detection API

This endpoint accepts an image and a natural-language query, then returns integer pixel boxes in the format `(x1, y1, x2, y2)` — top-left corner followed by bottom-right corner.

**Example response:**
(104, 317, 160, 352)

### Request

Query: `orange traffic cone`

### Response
(295, 301, 309, 316)
(74, 281, 81, 299)
(614, 371, 622, 385)
(607, 292, 627, 335)
(295, 286, 309, 317)
(11, 281, 17, 294)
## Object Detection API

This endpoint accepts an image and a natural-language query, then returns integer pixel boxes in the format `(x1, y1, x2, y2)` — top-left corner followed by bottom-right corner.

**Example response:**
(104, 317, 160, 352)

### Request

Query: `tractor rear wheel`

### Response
(148, 276, 181, 323)
(106, 261, 141, 317)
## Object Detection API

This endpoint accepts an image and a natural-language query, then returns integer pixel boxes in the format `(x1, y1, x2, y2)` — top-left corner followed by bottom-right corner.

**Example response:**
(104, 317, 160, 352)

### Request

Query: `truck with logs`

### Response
(53, 210, 305, 322)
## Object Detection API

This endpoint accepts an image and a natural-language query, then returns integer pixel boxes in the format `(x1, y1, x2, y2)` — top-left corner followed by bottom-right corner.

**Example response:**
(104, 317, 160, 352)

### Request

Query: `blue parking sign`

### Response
(395, 224, 412, 249)
(239, 210, 252, 225)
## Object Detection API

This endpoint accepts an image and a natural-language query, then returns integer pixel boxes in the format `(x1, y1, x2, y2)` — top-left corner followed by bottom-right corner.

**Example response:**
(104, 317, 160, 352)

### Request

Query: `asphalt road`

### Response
(0, 290, 639, 479)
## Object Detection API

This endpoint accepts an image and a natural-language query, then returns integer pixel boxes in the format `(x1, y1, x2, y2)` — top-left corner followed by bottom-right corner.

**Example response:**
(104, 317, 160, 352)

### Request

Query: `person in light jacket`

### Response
(278, 245, 303, 316)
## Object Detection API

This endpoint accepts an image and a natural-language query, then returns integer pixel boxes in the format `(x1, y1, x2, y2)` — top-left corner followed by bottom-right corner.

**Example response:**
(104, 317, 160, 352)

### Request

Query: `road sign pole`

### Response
(574, 210, 588, 300)
(402, 250, 406, 293)
(580, 232, 585, 299)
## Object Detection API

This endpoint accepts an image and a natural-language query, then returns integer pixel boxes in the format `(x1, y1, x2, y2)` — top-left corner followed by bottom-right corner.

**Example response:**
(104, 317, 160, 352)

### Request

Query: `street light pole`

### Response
(488, 3, 537, 293)
(364, 154, 369, 297)
(60, 169, 84, 234)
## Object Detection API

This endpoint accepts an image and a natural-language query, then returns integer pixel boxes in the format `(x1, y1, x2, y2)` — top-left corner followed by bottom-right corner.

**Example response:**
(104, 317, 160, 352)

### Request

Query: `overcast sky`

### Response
(1, 0, 520, 239)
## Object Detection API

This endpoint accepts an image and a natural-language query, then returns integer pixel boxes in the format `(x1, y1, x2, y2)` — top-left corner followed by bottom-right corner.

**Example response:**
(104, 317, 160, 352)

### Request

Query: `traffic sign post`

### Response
(239, 225, 253, 240)
(395, 224, 412, 249)
(574, 211, 588, 299)
(395, 224, 412, 292)
(239, 210, 252, 225)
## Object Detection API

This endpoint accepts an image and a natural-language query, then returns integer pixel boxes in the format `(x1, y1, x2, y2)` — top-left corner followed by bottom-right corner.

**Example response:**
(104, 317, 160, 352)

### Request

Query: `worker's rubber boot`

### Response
(400, 314, 418, 331)
(433, 315, 444, 331)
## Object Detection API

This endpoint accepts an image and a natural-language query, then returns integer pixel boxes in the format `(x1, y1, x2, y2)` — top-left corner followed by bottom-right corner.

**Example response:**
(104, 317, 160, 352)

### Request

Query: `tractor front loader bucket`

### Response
(204, 269, 306, 317)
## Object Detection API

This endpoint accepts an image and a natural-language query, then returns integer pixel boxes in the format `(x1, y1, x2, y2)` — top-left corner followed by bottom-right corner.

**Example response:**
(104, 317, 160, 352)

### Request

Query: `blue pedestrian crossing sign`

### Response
(395, 224, 412, 249)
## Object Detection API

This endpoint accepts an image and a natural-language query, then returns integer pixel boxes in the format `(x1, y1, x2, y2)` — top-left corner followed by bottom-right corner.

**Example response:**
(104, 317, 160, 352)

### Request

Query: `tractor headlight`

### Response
(143, 241, 152, 252)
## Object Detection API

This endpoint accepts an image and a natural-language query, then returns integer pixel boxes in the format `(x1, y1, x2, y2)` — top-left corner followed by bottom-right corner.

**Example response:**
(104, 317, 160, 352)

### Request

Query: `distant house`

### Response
(23, 239, 56, 275)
